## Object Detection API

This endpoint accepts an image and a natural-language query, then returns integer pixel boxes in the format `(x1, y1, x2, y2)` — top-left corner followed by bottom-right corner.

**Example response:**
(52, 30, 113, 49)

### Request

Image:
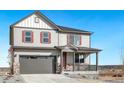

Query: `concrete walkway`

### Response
(21, 74, 81, 83)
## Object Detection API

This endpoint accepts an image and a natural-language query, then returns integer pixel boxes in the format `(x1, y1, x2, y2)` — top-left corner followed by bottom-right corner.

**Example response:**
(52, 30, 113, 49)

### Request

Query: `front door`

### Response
(63, 52, 67, 69)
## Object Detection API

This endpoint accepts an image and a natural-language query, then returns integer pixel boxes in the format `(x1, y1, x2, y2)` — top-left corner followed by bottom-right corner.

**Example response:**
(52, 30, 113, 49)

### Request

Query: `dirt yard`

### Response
(1, 69, 124, 83)
(98, 69, 124, 82)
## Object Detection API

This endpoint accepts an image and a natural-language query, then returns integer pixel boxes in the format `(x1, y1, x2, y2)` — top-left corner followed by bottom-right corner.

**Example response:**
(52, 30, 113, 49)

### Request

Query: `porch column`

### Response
(60, 51, 63, 73)
(78, 54, 80, 71)
(96, 52, 98, 71)
(73, 52, 75, 71)
(83, 54, 86, 63)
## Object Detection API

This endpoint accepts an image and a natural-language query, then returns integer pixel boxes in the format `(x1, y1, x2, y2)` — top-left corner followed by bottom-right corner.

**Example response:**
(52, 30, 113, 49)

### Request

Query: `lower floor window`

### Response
(75, 54, 84, 63)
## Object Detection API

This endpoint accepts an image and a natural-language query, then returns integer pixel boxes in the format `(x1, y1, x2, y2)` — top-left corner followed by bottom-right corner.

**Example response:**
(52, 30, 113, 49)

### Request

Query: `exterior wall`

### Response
(81, 35, 90, 47)
(13, 27, 59, 47)
(14, 50, 60, 63)
(66, 52, 73, 64)
(59, 33, 90, 47)
(15, 14, 53, 29)
(13, 27, 90, 48)
(59, 33, 67, 46)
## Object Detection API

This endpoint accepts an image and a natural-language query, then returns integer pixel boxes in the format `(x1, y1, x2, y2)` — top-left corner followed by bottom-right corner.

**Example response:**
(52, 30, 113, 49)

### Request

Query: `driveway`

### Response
(0, 74, 104, 83)
(21, 74, 81, 83)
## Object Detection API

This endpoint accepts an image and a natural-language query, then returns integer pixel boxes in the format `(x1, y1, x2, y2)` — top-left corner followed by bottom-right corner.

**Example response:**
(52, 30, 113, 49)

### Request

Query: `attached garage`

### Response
(19, 55, 57, 74)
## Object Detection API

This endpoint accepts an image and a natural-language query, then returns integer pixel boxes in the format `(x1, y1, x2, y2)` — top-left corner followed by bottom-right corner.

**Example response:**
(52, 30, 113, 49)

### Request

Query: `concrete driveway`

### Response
(21, 74, 81, 83)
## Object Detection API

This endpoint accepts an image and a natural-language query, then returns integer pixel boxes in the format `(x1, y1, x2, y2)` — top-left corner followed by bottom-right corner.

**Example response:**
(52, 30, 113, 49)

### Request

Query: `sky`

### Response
(0, 10, 124, 67)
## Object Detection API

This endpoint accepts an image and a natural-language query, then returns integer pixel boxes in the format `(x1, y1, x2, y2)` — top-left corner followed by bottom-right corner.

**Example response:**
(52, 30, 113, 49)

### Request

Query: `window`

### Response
(75, 54, 84, 63)
(22, 31, 33, 43)
(69, 34, 81, 45)
(41, 32, 51, 43)
(35, 17, 39, 23)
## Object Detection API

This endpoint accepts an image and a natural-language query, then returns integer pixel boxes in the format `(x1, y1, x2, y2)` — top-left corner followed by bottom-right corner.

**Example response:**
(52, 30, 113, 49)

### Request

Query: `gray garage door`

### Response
(19, 56, 56, 74)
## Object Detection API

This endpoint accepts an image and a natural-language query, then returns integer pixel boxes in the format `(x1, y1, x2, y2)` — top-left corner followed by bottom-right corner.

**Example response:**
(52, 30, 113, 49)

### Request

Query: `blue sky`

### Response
(0, 10, 124, 67)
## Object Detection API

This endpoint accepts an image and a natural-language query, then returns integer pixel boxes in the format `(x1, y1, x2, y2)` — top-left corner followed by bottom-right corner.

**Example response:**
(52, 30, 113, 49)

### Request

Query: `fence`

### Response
(74, 65, 124, 71)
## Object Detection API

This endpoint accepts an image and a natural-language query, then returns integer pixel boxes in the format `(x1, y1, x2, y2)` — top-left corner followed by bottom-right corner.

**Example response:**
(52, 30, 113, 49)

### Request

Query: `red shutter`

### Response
(48, 32, 51, 44)
(22, 31, 25, 42)
(40, 32, 42, 43)
(31, 32, 33, 43)
(80, 35, 82, 45)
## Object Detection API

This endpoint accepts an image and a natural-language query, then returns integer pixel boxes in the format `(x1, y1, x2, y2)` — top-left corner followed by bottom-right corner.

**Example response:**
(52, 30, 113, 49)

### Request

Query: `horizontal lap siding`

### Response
(59, 33, 67, 46)
(81, 35, 90, 47)
(59, 33, 90, 47)
(66, 53, 73, 64)
(13, 28, 58, 47)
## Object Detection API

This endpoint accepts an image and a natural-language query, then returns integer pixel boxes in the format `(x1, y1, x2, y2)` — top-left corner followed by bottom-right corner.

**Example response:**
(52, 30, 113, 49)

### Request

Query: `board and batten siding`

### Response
(15, 14, 53, 29)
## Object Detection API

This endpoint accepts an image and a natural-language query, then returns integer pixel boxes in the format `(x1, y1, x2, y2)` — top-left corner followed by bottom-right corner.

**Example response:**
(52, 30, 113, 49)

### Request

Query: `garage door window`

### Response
(21, 56, 38, 59)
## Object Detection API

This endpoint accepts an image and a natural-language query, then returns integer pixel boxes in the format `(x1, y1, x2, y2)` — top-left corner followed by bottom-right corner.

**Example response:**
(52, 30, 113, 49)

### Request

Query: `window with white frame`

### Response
(69, 34, 80, 45)
(24, 31, 32, 42)
(42, 32, 49, 43)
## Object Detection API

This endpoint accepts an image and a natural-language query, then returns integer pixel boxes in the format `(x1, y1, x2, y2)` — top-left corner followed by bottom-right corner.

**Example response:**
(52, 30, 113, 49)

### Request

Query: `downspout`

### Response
(89, 34, 91, 65)
(58, 31, 59, 46)
(11, 47, 14, 75)
(10, 26, 14, 75)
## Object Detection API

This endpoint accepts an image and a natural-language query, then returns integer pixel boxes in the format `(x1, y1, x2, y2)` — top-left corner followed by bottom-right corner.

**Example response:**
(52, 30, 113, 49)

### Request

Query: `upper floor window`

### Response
(35, 17, 39, 23)
(40, 32, 51, 44)
(22, 31, 33, 43)
(68, 34, 81, 45)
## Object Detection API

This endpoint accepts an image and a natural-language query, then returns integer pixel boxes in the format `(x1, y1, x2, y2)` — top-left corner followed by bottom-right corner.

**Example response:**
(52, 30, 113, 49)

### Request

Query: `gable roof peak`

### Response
(10, 10, 62, 30)
(34, 10, 41, 15)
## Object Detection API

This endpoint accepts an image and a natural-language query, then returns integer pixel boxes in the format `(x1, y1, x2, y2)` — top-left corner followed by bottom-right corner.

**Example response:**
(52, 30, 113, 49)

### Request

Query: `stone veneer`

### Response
(13, 62, 20, 75)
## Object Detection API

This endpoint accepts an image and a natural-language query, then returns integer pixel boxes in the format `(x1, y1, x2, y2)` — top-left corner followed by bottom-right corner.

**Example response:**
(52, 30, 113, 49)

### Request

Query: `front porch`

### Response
(55, 45, 101, 73)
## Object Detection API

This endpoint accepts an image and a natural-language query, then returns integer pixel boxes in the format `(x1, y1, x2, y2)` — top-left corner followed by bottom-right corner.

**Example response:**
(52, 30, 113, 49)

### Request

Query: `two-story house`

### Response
(9, 11, 101, 74)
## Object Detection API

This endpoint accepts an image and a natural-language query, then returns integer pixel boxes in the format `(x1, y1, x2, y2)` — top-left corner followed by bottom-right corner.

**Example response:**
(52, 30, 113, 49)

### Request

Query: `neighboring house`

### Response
(9, 11, 101, 74)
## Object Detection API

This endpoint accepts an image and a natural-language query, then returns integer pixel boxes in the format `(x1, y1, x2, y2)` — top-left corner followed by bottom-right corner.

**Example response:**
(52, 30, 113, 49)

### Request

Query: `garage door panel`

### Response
(19, 56, 56, 74)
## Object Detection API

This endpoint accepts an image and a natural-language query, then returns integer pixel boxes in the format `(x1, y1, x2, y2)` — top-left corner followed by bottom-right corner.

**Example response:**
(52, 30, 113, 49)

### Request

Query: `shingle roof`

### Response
(57, 25, 92, 34)
(77, 47, 102, 51)
(55, 45, 102, 53)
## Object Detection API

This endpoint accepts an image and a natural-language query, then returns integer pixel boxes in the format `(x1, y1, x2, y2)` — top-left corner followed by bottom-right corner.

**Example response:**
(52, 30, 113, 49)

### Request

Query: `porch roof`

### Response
(55, 45, 102, 54)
